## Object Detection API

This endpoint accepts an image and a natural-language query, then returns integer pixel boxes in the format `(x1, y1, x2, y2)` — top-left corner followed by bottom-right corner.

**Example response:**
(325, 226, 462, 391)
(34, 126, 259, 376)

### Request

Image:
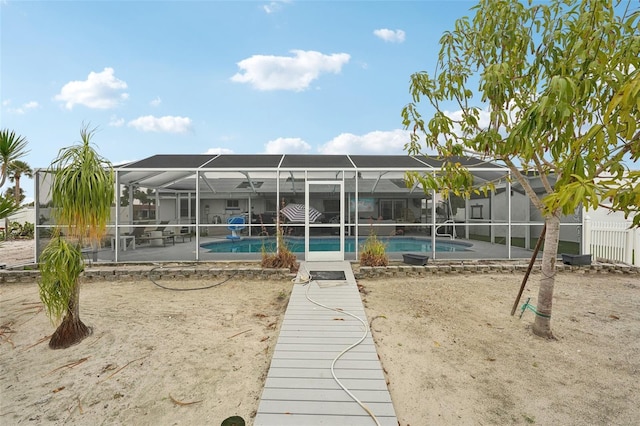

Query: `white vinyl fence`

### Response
(583, 216, 639, 266)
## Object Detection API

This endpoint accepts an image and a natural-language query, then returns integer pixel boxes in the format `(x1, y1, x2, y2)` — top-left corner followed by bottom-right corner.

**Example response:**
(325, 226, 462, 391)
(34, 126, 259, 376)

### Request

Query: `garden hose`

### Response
(520, 297, 551, 319)
(148, 264, 239, 291)
(296, 265, 382, 426)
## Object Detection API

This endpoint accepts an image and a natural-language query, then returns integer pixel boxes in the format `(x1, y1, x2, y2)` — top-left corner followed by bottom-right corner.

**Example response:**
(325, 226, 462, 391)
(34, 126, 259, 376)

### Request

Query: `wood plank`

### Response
(260, 388, 392, 403)
(271, 350, 379, 360)
(264, 377, 389, 391)
(269, 359, 384, 370)
(266, 367, 385, 379)
(278, 325, 367, 332)
(273, 336, 372, 345)
(272, 343, 375, 353)
(276, 332, 369, 340)
(254, 413, 398, 426)
(257, 400, 396, 417)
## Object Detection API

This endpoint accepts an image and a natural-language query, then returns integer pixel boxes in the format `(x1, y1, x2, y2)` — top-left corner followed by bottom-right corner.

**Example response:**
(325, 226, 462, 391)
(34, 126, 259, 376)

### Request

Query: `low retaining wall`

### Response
(354, 262, 639, 279)
(1, 261, 637, 284)
(0, 265, 293, 284)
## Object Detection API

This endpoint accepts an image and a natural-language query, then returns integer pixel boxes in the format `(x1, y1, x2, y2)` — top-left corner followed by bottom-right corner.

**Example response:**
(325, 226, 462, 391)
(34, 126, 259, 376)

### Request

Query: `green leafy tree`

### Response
(402, 0, 639, 338)
(0, 129, 29, 188)
(7, 160, 33, 205)
(39, 126, 115, 349)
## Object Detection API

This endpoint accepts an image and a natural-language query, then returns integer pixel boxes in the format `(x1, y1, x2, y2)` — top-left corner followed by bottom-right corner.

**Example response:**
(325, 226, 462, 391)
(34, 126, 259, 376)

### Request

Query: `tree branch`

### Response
(503, 158, 545, 212)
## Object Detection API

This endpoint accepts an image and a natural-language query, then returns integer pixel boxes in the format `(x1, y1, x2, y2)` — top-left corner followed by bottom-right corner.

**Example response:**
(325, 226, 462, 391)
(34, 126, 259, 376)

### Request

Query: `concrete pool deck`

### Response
(97, 235, 536, 263)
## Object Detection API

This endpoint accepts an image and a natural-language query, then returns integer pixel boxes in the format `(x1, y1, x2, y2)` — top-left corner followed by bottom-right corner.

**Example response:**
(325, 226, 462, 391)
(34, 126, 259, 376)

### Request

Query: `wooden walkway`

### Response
(254, 261, 397, 425)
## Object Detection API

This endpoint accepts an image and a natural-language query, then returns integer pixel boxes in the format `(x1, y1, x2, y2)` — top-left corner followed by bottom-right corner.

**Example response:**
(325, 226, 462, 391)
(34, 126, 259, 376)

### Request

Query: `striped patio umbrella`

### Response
(280, 204, 323, 223)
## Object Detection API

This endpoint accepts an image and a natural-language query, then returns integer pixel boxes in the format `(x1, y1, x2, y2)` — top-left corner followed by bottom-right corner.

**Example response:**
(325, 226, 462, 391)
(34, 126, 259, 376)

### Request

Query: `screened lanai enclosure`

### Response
(34, 154, 585, 263)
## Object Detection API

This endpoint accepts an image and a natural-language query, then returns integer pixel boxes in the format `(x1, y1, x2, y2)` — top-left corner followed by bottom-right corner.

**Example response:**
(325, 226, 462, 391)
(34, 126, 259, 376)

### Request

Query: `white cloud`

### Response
(319, 129, 410, 155)
(2, 100, 10, 107)
(204, 147, 235, 155)
(55, 67, 128, 109)
(263, 0, 289, 14)
(128, 115, 192, 133)
(6, 100, 39, 114)
(150, 96, 162, 107)
(444, 108, 492, 131)
(231, 50, 350, 91)
(109, 115, 125, 127)
(264, 137, 311, 154)
(373, 28, 406, 43)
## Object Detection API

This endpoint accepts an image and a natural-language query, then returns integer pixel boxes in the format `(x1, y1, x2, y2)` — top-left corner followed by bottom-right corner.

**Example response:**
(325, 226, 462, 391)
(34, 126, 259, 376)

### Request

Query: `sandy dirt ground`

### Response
(362, 273, 640, 426)
(0, 239, 35, 268)
(0, 278, 292, 425)
(1, 240, 639, 425)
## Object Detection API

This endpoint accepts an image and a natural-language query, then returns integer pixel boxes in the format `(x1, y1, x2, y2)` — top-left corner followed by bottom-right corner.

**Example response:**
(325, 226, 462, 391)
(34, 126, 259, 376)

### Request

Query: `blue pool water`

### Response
(201, 236, 470, 253)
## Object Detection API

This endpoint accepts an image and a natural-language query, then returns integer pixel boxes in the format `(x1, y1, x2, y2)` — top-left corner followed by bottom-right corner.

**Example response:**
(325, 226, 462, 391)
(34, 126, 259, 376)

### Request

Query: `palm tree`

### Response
(0, 129, 29, 188)
(7, 160, 33, 205)
(4, 187, 25, 204)
(39, 126, 114, 349)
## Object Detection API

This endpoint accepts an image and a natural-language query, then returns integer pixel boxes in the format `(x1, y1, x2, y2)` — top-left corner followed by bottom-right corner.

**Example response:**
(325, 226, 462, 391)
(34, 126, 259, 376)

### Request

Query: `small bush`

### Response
(261, 229, 298, 272)
(4, 221, 35, 240)
(360, 233, 388, 267)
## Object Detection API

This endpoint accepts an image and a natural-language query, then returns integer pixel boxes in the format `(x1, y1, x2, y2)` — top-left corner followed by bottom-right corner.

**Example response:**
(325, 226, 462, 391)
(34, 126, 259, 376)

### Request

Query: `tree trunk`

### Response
(532, 212, 560, 339)
(49, 281, 92, 349)
(14, 176, 21, 205)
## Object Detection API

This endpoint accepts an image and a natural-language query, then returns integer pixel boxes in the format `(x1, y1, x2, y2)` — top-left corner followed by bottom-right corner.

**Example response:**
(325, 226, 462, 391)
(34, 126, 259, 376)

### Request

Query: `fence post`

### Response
(634, 227, 640, 267)
(583, 215, 591, 256)
(624, 219, 633, 265)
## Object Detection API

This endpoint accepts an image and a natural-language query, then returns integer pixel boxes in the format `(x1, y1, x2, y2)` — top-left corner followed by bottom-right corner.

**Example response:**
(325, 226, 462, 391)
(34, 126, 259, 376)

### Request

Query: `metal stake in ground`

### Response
(510, 224, 546, 316)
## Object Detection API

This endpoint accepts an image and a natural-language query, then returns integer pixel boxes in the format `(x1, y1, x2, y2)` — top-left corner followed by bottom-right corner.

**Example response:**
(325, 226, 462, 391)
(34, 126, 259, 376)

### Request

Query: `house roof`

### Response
(117, 154, 509, 193)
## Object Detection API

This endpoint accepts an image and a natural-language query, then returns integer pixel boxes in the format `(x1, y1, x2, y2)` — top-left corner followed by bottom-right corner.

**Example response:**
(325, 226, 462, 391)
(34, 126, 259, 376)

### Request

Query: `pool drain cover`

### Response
(310, 271, 346, 281)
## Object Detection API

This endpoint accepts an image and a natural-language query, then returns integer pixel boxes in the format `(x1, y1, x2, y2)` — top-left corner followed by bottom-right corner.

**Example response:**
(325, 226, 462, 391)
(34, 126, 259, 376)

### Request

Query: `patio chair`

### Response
(174, 226, 193, 242)
(152, 220, 170, 233)
(126, 226, 175, 247)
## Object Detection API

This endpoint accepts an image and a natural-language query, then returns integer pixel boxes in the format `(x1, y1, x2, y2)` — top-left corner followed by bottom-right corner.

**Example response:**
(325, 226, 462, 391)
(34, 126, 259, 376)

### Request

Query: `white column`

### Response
(431, 187, 436, 260)
(583, 215, 591, 255)
(490, 189, 495, 244)
(507, 181, 512, 259)
(195, 178, 200, 261)
(625, 218, 633, 265)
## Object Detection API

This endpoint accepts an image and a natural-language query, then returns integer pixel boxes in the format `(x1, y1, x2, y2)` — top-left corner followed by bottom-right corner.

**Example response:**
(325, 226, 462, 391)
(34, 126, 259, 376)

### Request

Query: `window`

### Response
(265, 198, 278, 212)
(380, 199, 407, 220)
(226, 199, 240, 209)
(471, 205, 483, 219)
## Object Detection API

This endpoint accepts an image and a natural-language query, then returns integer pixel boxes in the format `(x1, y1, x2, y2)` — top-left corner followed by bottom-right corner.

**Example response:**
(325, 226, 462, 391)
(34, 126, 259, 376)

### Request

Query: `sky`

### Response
(2, 0, 478, 202)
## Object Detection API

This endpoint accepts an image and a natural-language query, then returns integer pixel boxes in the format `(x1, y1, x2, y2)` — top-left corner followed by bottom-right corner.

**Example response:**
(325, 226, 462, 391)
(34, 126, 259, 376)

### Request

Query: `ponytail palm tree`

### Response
(39, 126, 114, 349)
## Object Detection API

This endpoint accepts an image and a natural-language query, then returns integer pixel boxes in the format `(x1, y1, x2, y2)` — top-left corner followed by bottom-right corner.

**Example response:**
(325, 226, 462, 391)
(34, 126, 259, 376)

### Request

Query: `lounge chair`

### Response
(154, 220, 170, 233)
(173, 227, 193, 242)
(126, 226, 175, 247)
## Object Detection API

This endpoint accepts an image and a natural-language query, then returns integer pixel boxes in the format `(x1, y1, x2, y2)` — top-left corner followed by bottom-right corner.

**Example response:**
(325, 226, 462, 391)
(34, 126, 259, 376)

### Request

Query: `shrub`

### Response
(5, 221, 34, 239)
(360, 233, 388, 267)
(261, 229, 298, 272)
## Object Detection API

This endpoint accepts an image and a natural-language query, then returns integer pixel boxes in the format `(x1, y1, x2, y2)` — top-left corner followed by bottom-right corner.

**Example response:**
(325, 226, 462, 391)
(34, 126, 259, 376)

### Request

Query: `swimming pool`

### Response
(201, 236, 471, 253)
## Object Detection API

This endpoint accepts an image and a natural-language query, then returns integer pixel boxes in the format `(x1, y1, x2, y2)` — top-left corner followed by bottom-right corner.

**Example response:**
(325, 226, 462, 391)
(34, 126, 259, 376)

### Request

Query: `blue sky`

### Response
(1, 0, 476, 201)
